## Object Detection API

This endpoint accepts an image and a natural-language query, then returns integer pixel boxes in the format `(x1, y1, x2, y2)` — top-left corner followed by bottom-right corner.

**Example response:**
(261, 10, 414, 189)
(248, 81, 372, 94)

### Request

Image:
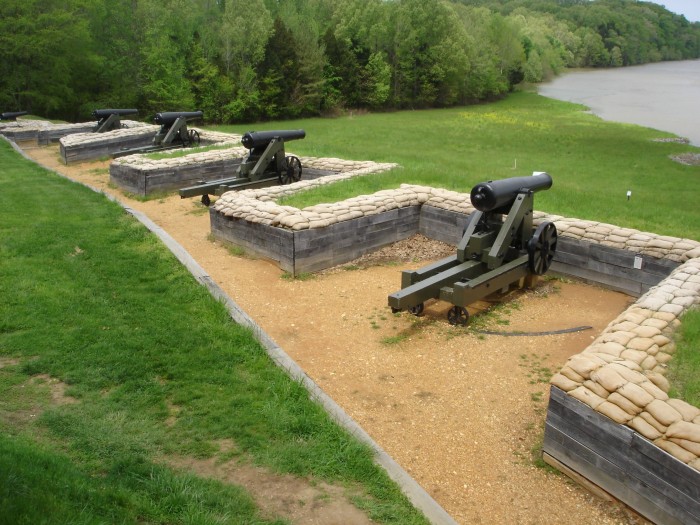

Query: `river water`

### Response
(538, 60, 700, 146)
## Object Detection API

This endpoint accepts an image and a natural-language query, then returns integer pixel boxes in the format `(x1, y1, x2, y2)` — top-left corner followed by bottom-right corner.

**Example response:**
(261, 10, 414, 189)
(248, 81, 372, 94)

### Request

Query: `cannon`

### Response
(92, 108, 138, 133)
(388, 172, 557, 325)
(113, 110, 203, 157)
(179, 129, 306, 205)
(1, 111, 28, 121)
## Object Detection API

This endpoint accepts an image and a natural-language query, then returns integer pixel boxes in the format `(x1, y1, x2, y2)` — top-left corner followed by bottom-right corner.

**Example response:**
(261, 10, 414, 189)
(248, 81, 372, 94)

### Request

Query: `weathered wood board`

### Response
(544, 386, 700, 525)
(551, 237, 679, 296)
(60, 131, 156, 164)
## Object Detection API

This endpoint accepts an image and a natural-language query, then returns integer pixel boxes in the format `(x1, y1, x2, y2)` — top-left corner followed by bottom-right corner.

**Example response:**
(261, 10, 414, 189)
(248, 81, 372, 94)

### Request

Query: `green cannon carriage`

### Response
(92, 108, 138, 133)
(113, 110, 202, 158)
(179, 129, 305, 205)
(388, 172, 557, 325)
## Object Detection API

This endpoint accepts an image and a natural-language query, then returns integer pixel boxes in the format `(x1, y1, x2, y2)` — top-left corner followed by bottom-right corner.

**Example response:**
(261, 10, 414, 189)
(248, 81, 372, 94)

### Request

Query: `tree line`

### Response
(1, 0, 698, 123)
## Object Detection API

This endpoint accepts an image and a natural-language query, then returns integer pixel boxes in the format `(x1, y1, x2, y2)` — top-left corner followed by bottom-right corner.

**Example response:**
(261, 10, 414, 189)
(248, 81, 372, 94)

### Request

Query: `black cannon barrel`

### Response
(153, 111, 203, 126)
(1, 111, 28, 120)
(470, 172, 552, 212)
(92, 108, 138, 119)
(241, 129, 306, 149)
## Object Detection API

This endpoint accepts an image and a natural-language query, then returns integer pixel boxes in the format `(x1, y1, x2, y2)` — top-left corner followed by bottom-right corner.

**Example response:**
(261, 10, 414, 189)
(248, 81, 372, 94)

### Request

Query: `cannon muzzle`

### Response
(1, 111, 28, 121)
(241, 129, 306, 150)
(92, 108, 139, 119)
(470, 173, 552, 213)
(153, 111, 203, 126)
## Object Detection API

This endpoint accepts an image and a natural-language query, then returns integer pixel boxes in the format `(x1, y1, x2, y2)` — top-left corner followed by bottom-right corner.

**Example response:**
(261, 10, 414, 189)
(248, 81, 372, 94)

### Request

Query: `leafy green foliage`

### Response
(1, 0, 698, 122)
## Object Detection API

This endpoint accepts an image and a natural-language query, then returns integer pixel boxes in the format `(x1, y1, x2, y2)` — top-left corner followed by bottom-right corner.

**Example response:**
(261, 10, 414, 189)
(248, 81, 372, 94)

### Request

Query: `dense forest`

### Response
(1, 0, 698, 123)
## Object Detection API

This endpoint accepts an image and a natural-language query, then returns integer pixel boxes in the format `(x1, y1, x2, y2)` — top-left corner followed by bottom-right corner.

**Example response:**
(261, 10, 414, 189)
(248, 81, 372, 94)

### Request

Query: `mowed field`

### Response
(214, 91, 700, 241)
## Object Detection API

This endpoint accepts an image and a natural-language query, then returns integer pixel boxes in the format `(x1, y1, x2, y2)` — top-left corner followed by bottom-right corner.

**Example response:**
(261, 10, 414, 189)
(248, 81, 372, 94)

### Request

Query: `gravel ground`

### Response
(22, 143, 651, 524)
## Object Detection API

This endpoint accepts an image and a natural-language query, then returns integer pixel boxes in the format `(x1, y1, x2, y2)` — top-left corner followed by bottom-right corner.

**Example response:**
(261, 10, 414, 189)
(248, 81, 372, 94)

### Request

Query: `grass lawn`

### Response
(211, 91, 700, 241)
(2, 89, 699, 523)
(0, 139, 428, 524)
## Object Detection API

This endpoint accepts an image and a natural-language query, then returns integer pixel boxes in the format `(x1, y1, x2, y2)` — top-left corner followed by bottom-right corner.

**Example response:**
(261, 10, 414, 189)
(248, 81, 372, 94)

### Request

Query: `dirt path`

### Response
(23, 143, 648, 524)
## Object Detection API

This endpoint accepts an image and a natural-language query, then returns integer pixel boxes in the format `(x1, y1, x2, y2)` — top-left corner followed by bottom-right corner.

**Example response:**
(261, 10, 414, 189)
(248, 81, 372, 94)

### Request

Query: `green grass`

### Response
(210, 91, 700, 241)
(144, 143, 239, 161)
(668, 309, 700, 407)
(0, 139, 427, 524)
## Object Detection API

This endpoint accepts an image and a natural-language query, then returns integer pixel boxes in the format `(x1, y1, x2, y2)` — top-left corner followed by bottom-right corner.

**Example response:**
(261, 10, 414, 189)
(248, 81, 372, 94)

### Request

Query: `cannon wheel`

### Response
(280, 155, 302, 185)
(447, 306, 469, 326)
(408, 303, 424, 316)
(188, 129, 201, 147)
(527, 221, 558, 275)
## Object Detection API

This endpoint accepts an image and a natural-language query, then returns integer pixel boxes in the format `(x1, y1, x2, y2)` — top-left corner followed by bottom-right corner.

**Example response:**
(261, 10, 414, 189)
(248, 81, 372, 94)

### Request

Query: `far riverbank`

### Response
(538, 60, 700, 147)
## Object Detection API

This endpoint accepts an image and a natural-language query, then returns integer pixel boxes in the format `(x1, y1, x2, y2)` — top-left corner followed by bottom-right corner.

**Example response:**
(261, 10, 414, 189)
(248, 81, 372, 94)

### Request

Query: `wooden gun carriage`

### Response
(113, 110, 202, 157)
(92, 108, 138, 133)
(179, 129, 305, 206)
(388, 173, 557, 325)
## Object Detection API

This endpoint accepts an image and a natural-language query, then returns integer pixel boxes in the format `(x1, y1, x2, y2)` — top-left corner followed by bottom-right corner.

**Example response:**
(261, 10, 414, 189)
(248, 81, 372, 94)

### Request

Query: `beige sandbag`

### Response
(617, 382, 654, 408)
(652, 311, 677, 323)
(656, 352, 674, 365)
(593, 341, 625, 357)
(628, 416, 662, 440)
(596, 401, 634, 424)
(669, 437, 700, 457)
(599, 331, 635, 346)
(640, 411, 668, 434)
(645, 372, 670, 392)
(626, 338, 655, 352)
(607, 362, 643, 381)
(567, 355, 603, 379)
(550, 373, 579, 392)
(652, 334, 672, 348)
(667, 399, 700, 422)
(620, 349, 648, 365)
(639, 380, 670, 401)
(633, 325, 662, 338)
(654, 438, 697, 464)
(585, 351, 623, 364)
(568, 386, 606, 409)
(607, 392, 642, 416)
(646, 399, 682, 426)
(590, 366, 626, 393)
(583, 380, 610, 399)
(665, 420, 700, 442)
(560, 367, 585, 384)
(639, 355, 658, 371)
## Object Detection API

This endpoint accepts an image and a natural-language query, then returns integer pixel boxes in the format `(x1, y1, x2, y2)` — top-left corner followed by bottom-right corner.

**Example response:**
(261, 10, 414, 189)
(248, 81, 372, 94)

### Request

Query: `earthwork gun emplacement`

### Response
(179, 129, 306, 205)
(92, 108, 138, 133)
(1, 111, 28, 121)
(388, 173, 557, 325)
(113, 110, 203, 157)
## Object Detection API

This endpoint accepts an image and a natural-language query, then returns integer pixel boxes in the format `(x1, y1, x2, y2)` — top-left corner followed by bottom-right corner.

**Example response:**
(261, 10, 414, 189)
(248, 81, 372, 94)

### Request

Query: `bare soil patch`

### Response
(21, 143, 650, 524)
(169, 440, 373, 525)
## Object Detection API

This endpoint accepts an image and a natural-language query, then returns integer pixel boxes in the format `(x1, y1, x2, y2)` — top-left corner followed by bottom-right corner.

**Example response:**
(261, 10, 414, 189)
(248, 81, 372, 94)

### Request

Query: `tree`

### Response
(0, 0, 100, 119)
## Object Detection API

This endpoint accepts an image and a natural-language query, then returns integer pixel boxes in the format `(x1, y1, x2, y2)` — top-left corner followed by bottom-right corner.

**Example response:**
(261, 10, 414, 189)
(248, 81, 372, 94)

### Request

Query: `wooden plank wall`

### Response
(545, 387, 700, 525)
(110, 157, 242, 196)
(37, 125, 94, 145)
(60, 133, 155, 164)
(551, 237, 679, 296)
(210, 209, 295, 272)
(293, 206, 421, 274)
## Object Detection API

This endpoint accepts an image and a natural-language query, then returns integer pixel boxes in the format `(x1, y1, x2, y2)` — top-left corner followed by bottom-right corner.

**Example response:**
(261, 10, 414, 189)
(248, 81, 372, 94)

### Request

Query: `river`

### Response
(538, 60, 700, 147)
